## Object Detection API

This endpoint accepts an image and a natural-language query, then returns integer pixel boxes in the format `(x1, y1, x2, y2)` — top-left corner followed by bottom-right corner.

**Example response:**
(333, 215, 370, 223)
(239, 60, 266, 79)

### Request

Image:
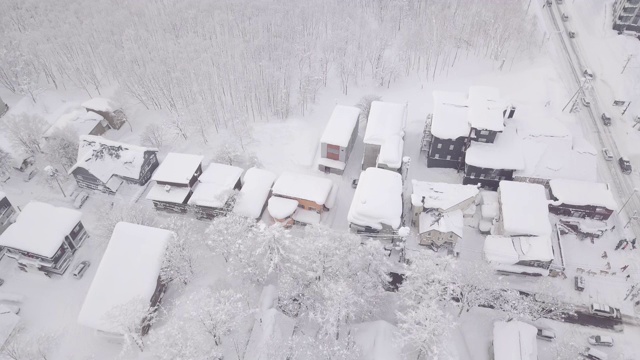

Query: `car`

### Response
(568, 31, 576, 38)
(73, 191, 89, 209)
(23, 168, 38, 182)
(619, 157, 632, 174)
(584, 347, 608, 360)
(584, 68, 595, 80)
(562, 13, 569, 21)
(602, 148, 614, 161)
(581, 97, 591, 107)
(589, 303, 621, 319)
(601, 113, 612, 126)
(536, 328, 556, 341)
(72, 261, 91, 279)
(588, 335, 614, 347)
(575, 275, 585, 291)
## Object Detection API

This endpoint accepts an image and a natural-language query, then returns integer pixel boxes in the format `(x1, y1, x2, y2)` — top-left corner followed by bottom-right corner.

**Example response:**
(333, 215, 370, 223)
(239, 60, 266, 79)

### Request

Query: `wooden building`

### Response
(318, 105, 360, 175)
(43, 107, 110, 139)
(269, 172, 333, 226)
(82, 98, 127, 130)
(548, 179, 617, 221)
(188, 163, 244, 220)
(146, 153, 204, 213)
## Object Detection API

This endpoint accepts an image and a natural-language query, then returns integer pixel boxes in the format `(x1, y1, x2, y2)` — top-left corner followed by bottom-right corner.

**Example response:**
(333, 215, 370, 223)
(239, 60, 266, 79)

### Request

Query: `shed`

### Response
(233, 168, 277, 219)
(318, 105, 361, 175)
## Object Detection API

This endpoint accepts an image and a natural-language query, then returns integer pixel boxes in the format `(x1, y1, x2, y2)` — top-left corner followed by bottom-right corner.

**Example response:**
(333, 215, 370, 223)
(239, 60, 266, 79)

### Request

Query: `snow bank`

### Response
(431, 91, 470, 140)
(0, 202, 82, 258)
(267, 197, 298, 219)
(363, 101, 406, 146)
(151, 153, 203, 185)
(467, 86, 505, 132)
(145, 184, 191, 204)
(272, 172, 333, 206)
(320, 105, 360, 147)
(484, 235, 554, 264)
(44, 107, 105, 138)
(347, 168, 403, 230)
(77, 222, 173, 334)
(411, 180, 479, 211)
(492, 321, 538, 360)
(188, 163, 243, 208)
(0, 191, 6, 201)
(419, 210, 463, 237)
(549, 179, 617, 210)
(352, 320, 402, 360)
(81, 98, 120, 113)
(0, 309, 19, 348)
(291, 208, 321, 225)
(244, 308, 295, 360)
(233, 168, 276, 219)
(499, 181, 551, 237)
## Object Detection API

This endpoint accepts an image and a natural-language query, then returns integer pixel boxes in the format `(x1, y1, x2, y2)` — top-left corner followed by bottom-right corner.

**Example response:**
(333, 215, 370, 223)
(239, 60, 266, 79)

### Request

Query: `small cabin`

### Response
(269, 172, 333, 226)
(188, 163, 244, 220)
(318, 105, 360, 175)
(146, 153, 204, 213)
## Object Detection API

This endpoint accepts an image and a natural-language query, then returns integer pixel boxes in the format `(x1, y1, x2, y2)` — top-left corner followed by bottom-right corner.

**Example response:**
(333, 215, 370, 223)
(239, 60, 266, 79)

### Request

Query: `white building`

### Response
(318, 105, 361, 175)
(484, 235, 555, 276)
(233, 167, 277, 220)
(362, 101, 407, 171)
(495, 180, 551, 237)
(492, 320, 538, 360)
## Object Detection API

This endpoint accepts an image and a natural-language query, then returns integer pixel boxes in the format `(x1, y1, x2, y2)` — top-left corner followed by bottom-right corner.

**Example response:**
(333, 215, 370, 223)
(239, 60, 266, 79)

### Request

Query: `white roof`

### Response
(363, 101, 406, 146)
(513, 117, 572, 139)
(431, 91, 470, 140)
(320, 105, 360, 147)
(352, 320, 402, 360)
(77, 222, 173, 334)
(145, 184, 191, 204)
(484, 235, 554, 264)
(272, 172, 333, 206)
(188, 163, 244, 208)
(499, 181, 551, 237)
(267, 197, 298, 219)
(411, 180, 479, 211)
(318, 157, 346, 171)
(151, 153, 203, 185)
(292, 208, 321, 225)
(347, 168, 403, 230)
(81, 98, 120, 112)
(233, 168, 276, 219)
(0, 202, 82, 258)
(0, 310, 19, 349)
(492, 321, 538, 360)
(44, 107, 104, 137)
(549, 179, 617, 210)
(467, 86, 505, 132)
(377, 134, 404, 169)
(69, 135, 158, 183)
(419, 210, 463, 238)
(466, 125, 524, 170)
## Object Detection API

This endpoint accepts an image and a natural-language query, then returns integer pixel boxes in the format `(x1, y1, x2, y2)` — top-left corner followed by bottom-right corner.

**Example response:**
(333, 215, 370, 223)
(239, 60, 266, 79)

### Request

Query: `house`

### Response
(233, 167, 277, 220)
(77, 222, 174, 337)
(43, 107, 110, 139)
(612, 0, 640, 35)
(82, 98, 127, 130)
(268, 172, 333, 226)
(69, 135, 159, 194)
(548, 179, 617, 221)
(494, 181, 552, 237)
(0, 192, 17, 234)
(0, 136, 34, 172)
(0, 307, 20, 349)
(491, 320, 538, 360)
(484, 235, 554, 276)
(146, 153, 204, 213)
(410, 181, 479, 224)
(418, 210, 463, 248)
(318, 105, 361, 175)
(188, 163, 244, 220)
(0, 202, 88, 275)
(348, 167, 403, 236)
(362, 101, 407, 171)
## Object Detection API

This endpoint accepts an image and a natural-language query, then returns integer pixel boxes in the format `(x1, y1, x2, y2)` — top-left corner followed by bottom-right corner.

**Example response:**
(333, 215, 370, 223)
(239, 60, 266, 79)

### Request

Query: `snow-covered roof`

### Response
(292, 208, 321, 225)
(499, 181, 551, 237)
(188, 163, 244, 208)
(77, 222, 173, 334)
(484, 235, 554, 264)
(151, 153, 203, 185)
(0, 309, 19, 349)
(0, 191, 6, 200)
(244, 308, 295, 360)
(411, 180, 479, 211)
(81, 98, 120, 113)
(467, 86, 505, 132)
(549, 179, 617, 210)
(348, 168, 403, 230)
(145, 184, 191, 204)
(419, 210, 463, 238)
(363, 101, 406, 146)
(513, 117, 572, 139)
(320, 105, 360, 147)
(492, 320, 538, 360)
(352, 320, 402, 360)
(377, 134, 404, 169)
(44, 107, 105, 138)
(318, 157, 346, 171)
(0, 202, 82, 258)
(69, 135, 158, 183)
(233, 168, 277, 219)
(431, 91, 470, 140)
(267, 196, 298, 219)
(272, 172, 333, 206)
(465, 125, 524, 170)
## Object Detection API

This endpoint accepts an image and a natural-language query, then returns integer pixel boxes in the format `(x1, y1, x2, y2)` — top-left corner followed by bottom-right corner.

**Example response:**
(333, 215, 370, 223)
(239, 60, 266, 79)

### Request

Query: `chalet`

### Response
(43, 107, 109, 139)
(548, 179, 617, 221)
(362, 101, 407, 171)
(318, 105, 361, 175)
(0, 192, 16, 234)
(491, 321, 538, 360)
(188, 163, 244, 220)
(348, 167, 403, 237)
(0, 202, 88, 275)
(410, 181, 479, 225)
(269, 172, 333, 226)
(484, 235, 554, 276)
(495, 181, 552, 238)
(419, 210, 463, 249)
(82, 98, 127, 130)
(69, 135, 159, 194)
(146, 153, 204, 213)
(233, 167, 277, 220)
(78, 222, 174, 337)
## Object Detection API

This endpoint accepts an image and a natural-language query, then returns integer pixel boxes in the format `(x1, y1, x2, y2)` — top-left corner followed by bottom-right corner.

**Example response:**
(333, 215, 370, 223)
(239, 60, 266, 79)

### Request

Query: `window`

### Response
(449, 145, 454, 150)
(434, 154, 439, 159)
(446, 155, 451, 160)
(470, 172, 476, 177)
(479, 138, 486, 143)
(479, 174, 485, 179)
(480, 130, 489, 135)
(449, 234, 454, 239)
(437, 143, 442, 149)
(458, 157, 463, 161)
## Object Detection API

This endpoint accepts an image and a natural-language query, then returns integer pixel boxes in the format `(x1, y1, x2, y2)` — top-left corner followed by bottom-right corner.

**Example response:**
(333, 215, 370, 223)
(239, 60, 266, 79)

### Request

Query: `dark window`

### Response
(437, 143, 442, 149)
(480, 130, 489, 135)
(446, 155, 451, 160)
(449, 145, 454, 150)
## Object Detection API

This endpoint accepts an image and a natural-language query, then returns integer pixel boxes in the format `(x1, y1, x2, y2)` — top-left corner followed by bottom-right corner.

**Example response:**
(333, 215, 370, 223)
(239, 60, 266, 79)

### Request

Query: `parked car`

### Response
(72, 261, 91, 279)
(584, 68, 595, 80)
(589, 303, 621, 319)
(601, 113, 612, 126)
(575, 275, 585, 291)
(581, 97, 591, 107)
(588, 335, 614, 347)
(584, 347, 608, 360)
(351, 178, 359, 189)
(562, 13, 569, 21)
(602, 148, 614, 161)
(568, 30, 576, 38)
(619, 157, 632, 174)
(536, 328, 556, 341)
(0, 304, 20, 315)
(23, 168, 37, 182)
(73, 191, 89, 209)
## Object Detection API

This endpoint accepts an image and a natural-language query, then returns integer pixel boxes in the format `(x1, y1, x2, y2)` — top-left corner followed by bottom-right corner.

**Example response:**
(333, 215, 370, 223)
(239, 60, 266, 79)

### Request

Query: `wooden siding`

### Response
(427, 136, 465, 169)
(463, 165, 514, 191)
(71, 167, 117, 195)
(549, 203, 614, 221)
(469, 128, 498, 143)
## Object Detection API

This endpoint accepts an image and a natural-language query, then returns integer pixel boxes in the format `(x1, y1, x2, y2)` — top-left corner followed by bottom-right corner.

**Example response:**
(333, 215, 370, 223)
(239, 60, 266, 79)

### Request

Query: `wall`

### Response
(427, 136, 465, 169)
(362, 143, 381, 170)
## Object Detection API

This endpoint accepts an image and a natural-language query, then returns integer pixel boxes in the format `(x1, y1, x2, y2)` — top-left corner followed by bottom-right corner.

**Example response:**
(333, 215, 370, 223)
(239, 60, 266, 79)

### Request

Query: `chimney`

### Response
(164, 185, 171, 192)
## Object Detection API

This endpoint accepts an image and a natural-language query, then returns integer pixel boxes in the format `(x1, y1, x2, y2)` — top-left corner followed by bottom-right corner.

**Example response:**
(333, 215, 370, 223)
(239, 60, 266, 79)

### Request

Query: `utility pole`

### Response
(622, 55, 633, 74)
(623, 101, 632, 115)
(562, 79, 587, 112)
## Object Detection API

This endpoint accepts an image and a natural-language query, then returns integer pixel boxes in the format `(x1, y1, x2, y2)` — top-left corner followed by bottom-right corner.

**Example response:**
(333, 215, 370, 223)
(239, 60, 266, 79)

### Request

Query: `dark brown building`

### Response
(548, 179, 617, 221)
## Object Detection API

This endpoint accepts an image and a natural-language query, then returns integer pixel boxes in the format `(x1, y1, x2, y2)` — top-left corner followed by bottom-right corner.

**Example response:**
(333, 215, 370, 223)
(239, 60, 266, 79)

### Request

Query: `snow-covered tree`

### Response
(104, 297, 153, 353)
(0, 147, 13, 178)
(1, 327, 58, 360)
(356, 95, 382, 126)
(160, 217, 201, 286)
(139, 123, 169, 149)
(213, 138, 245, 166)
(42, 127, 78, 171)
(1, 113, 47, 155)
(94, 201, 158, 241)
(206, 214, 256, 263)
(448, 260, 504, 317)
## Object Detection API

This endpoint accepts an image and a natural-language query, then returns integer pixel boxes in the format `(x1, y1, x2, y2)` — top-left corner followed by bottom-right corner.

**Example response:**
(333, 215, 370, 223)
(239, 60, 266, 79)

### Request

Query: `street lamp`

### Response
(619, 188, 639, 215)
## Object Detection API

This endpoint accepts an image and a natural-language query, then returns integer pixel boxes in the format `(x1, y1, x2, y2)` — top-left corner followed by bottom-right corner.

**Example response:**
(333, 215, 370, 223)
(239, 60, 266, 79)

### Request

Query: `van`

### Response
(585, 347, 608, 360)
(588, 335, 614, 347)
(589, 303, 621, 319)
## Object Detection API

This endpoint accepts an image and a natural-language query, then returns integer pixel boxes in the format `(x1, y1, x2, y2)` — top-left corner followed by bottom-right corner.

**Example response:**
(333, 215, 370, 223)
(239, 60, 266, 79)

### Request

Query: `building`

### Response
(318, 105, 361, 175)
(82, 98, 127, 130)
(77, 222, 174, 337)
(362, 101, 407, 171)
(43, 107, 109, 139)
(494, 181, 552, 237)
(613, 0, 640, 35)
(0, 192, 16, 234)
(484, 235, 554, 276)
(348, 167, 403, 236)
(268, 172, 333, 226)
(548, 179, 617, 221)
(410, 181, 479, 224)
(419, 210, 463, 248)
(0, 202, 88, 275)
(69, 135, 159, 194)
(233, 167, 277, 220)
(146, 153, 204, 213)
(491, 320, 538, 360)
(188, 163, 244, 220)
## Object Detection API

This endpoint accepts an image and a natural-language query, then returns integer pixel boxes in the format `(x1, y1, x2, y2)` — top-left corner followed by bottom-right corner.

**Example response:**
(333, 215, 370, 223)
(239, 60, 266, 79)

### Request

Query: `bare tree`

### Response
(140, 123, 169, 149)
(0, 147, 13, 178)
(42, 127, 78, 171)
(1, 113, 47, 155)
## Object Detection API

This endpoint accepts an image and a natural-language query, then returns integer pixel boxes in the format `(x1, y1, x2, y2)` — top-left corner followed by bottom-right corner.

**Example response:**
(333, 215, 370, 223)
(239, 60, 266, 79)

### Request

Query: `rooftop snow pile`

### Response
(348, 168, 403, 230)
(431, 91, 470, 140)
(377, 134, 404, 169)
(272, 172, 333, 206)
(268, 197, 299, 219)
(467, 86, 506, 133)
(352, 320, 403, 360)
(419, 210, 463, 238)
(549, 179, 617, 210)
(188, 163, 244, 208)
(82, 98, 120, 113)
(320, 105, 361, 147)
(146, 184, 192, 204)
(77, 222, 173, 334)
(499, 181, 551, 237)
(233, 168, 277, 219)
(492, 321, 538, 360)
(364, 101, 407, 168)
(484, 235, 554, 264)
(69, 135, 158, 183)
(0, 202, 81, 258)
(466, 125, 524, 170)
(411, 180, 479, 211)
(151, 153, 203, 185)
(44, 107, 105, 137)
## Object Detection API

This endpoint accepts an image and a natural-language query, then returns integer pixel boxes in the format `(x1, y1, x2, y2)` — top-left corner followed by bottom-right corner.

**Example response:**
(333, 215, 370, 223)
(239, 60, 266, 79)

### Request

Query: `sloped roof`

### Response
(499, 181, 551, 237)
(419, 210, 463, 238)
(188, 163, 244, 208)
(347, 168, 403, 230)
(233, 168, 277, 219)
(44, 107, 104, 138)
(411, 180, 479, 211)
(493, 321, 538, 360)
(431, 91, 470, 140)
(465, 125, 524, 170)
(272, 172, 333, 206)
(549, 179, 617, 210)
(320, 105, 360, 147)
